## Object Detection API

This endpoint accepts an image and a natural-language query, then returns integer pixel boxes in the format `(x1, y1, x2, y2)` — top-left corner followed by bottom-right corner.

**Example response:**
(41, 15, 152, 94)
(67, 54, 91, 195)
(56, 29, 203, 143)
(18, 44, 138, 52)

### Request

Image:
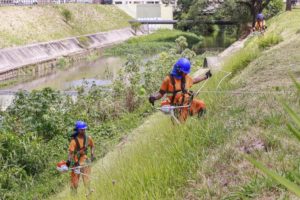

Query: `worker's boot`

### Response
(198, 108, 206, 118)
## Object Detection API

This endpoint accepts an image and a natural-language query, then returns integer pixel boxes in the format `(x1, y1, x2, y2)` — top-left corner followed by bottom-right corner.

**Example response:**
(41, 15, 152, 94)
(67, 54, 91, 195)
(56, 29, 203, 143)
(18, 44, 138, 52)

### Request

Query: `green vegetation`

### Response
(57, 57, 70, 69)
(86, 52, 101, 62)
(130, 22, 142, 35)
(2, 4, 299, 200)
(176, 0, 283, 35)
(54, 9, 300, 200)
(246, 78, 300, 198)
(105, 29, 203, 56)
(222, 32, 282, 77)
(0, 4, 131, 48)
(0, 84, 151, 199)
(257, 33, 283, 49)
(0, 33, 203, 199)
(77, 36, 90, 48)
(60, 8, 73, 24)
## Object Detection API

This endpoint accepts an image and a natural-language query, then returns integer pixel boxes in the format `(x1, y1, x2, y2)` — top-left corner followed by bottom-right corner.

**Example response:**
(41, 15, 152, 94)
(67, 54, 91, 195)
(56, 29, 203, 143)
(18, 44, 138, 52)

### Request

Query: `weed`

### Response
(86, 52, 100, 62)
(130, 22, 142, 35)
(77, 36, 90, 48)
(57, 57, 70, 69)
(0, 5, 131, 48)
(105, 29, 202, 57)
(61, 8, 73, 24)
(258, 33, 283, 49)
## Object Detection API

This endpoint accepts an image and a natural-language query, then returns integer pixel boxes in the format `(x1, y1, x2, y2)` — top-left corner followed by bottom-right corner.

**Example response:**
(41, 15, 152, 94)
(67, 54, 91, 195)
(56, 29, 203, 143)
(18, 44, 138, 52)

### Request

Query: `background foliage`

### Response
(0, 36, 199, 200)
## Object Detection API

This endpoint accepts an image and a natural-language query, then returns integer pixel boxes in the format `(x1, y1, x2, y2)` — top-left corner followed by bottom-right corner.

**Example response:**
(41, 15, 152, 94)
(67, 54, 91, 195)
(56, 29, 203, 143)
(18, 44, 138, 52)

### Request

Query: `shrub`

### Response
(264, 0, 284, 19)
(61, 8, 73, 24)
(57, 57, 69, 69)
(130, 22, 142, 35)
(77, 36, 90, 48)
(258, 33, 283, 49)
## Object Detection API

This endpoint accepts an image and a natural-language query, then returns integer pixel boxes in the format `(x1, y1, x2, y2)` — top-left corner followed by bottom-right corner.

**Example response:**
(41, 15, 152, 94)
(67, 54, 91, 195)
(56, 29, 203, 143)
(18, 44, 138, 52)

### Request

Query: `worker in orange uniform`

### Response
(66, 121, 95, 196)
(149, 58, 212, 122)
(253, 13, 267, 33)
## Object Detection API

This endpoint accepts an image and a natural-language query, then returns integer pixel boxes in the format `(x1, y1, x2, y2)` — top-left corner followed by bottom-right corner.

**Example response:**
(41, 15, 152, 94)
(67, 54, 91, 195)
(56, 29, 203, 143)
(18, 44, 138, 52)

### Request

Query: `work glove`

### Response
(66, 160, 71, 167)
(148, 95, 156, 106)
(205, 70, 212, 79)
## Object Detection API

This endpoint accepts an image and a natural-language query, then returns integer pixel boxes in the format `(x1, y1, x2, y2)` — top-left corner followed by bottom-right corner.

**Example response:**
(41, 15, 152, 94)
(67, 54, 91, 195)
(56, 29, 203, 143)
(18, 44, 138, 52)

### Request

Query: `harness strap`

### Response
(170, 75, 176, 105)
(169, 74, 188, 105)
(180, 76, 186, 106)
(74, 135, 89, 162)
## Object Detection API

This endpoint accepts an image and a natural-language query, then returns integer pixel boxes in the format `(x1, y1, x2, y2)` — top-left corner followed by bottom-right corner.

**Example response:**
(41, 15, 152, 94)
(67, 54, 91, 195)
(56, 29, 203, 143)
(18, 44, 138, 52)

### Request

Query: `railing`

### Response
(0, 0, 112, 6)
(128, 19, 238, 25)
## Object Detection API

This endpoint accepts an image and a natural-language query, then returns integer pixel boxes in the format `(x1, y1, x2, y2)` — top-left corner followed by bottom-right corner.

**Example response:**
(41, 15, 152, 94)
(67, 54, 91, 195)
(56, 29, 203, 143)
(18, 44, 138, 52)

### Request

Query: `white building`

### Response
(113, 0, 176, 5)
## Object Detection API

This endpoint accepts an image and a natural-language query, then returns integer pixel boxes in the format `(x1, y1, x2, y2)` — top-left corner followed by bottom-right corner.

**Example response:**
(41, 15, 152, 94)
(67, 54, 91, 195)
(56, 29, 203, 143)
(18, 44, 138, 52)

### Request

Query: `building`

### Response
(113, 0, 175, 5)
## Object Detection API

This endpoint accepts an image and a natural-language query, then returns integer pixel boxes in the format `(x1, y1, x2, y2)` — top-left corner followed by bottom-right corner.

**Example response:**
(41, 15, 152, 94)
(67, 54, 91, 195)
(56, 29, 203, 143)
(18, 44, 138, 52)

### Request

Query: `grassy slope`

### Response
(0, 4, 131, 48)
(52, 10, 300, 200)
(181, 10, 300, 199)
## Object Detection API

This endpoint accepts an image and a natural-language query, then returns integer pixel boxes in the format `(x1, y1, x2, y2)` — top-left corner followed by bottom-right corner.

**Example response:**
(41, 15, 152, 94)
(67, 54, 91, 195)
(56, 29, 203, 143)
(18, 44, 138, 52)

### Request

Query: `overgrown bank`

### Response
(104, 29, 203, 57)
(0, 4, 131, 48)
(54, 9, 300, 200)
(0, 30, 207, 199)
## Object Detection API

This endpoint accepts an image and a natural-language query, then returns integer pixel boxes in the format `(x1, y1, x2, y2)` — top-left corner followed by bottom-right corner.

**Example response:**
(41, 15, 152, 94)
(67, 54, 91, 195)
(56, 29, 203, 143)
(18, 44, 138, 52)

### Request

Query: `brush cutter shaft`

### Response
(157, 105, 190, 115)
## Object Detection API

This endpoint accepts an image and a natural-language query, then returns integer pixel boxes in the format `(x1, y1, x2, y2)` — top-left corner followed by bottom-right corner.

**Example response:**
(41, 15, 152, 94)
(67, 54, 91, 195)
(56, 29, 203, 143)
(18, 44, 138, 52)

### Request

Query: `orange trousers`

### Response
(254, 21, 266, 32)
(70, 166, 91, 191)
(178, 99, 206, 122)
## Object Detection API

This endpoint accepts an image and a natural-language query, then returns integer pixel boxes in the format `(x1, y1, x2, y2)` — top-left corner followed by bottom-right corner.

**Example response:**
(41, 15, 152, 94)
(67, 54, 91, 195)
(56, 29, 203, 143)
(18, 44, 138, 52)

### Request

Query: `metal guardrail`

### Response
(0, 0, 111, 6)
(0, 90, 78, 95)
(128, 19, 238, 25)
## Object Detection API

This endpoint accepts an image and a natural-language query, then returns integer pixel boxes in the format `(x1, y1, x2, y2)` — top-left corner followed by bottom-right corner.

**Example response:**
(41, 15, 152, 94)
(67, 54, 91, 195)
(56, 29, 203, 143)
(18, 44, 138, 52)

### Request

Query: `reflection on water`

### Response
(66, 79, 112, 89)
(11, 56, 123, 91)
(0, 56, 123, 110)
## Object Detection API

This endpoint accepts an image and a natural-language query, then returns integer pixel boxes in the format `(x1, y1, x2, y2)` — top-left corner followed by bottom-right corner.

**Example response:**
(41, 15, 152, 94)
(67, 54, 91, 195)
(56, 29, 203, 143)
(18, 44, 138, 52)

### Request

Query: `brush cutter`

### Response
(56, 160, 91, 175)
(157, 105, 191, 124)
(155, 69, 231, 124)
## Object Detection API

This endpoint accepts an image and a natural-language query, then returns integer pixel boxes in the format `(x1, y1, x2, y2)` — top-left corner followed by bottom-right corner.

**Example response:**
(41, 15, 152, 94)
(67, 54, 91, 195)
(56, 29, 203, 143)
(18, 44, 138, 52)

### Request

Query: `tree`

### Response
(236, 0, 271, 27)
(286, 0, 292, 11)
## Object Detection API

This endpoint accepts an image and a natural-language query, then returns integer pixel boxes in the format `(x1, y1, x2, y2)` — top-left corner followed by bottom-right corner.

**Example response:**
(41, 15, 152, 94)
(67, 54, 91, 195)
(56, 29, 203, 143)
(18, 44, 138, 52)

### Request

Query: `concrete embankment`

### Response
(0, 28, 143, 81)
(203, 39, 247, 71)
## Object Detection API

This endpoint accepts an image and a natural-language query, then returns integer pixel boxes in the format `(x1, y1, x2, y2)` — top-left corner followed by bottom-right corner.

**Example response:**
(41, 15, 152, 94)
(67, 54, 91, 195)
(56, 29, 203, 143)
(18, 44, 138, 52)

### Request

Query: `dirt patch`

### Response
(237, 129, 268, 154)
(182, 127, 277, 200)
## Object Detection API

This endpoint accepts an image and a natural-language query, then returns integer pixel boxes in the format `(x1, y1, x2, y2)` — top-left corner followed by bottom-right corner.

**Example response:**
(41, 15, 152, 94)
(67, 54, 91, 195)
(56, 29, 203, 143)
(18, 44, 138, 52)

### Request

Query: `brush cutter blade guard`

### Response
(56, 160, 69, 173)
(74, 168, 81, 175)
(160, 105, 175, 114)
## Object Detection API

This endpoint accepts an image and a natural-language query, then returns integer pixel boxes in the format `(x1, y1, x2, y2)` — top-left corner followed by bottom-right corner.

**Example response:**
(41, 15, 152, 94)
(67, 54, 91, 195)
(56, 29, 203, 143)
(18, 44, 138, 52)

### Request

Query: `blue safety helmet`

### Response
(171, 58, 191, 79)
(75, 121, 87, 130)
(256, 13, 264, 20)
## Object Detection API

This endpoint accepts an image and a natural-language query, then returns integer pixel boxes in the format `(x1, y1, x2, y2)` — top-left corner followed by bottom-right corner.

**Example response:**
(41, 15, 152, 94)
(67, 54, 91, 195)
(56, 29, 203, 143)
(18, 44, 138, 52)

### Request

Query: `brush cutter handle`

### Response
(205, 70, 212, 79)
(149, 95, 156, 106)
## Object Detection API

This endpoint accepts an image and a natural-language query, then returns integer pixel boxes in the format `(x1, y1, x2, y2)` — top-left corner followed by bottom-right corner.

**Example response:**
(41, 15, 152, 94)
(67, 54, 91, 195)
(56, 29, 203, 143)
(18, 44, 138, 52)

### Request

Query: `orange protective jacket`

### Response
(159, 75, 206, 122)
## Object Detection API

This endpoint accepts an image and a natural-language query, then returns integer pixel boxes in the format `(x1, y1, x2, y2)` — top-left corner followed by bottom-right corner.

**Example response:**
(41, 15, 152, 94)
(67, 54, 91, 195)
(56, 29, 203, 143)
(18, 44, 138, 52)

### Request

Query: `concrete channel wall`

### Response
(0, 27, 143, 81)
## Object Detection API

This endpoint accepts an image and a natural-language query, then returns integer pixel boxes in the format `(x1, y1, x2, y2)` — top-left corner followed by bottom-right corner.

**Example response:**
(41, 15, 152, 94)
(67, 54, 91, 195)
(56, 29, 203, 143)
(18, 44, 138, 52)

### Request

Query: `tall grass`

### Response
(105, 29, 202, 57)
(222, 32, 282, 77)
(54, 22, 287, 200)
(56, 100, 232, 200)
(53, 10, 294, 200)
(245, 78, 300, 197)
(53, 54, 240, 199)
(0, 5, 132, 48)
